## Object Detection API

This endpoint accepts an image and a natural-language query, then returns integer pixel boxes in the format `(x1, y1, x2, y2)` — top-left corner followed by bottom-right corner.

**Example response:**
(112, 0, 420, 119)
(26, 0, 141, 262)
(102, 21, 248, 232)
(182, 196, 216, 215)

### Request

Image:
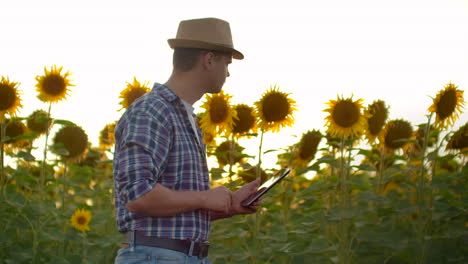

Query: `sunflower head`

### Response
(446, 122, 468, 152)
(416, 124, 439, 148)
(70, 208, 92, 232)
(324, 95, 367, 139)
(199, 91, 237, 136)
(0, 76, 22, 121)
(99, 122, 117, 149)
(360, 147, 395, 170)
(381, 119, 413, 150)
(79, 146, 107, 168)
(119, 77, 151, 109)
(428, 82, 465, 129)
(365, 100, 389, 143)
(196, 113, 216, 145)
(294, 130, 322, 167)
(254, 84, 297, 133)
(214, 140, 244, 167)
(238, 166, 269, 185)
(35, 65, 74, 103)
(232, 104, 257, 137)
(1, 118, 31, 150)
(52, 125, 88, 161)
(26, 110, 52, 136)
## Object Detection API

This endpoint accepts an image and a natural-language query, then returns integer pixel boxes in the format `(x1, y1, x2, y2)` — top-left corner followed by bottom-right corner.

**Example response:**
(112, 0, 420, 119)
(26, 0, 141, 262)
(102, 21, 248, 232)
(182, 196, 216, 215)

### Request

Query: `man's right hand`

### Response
(201, 186, 232, 214)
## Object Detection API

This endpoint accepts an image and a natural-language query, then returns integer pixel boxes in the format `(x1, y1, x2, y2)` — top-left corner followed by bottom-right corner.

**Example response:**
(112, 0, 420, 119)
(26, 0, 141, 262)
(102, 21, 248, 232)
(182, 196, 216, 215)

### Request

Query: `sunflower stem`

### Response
(82, 233, 88, 264)
(40, 103, 52, 196)
(415, 113, 433, 264)
(0, 121, 5, 192)
(337, 135, 352, 264)
(252, 129, 265, 264)
(228, 134, 235, 183)
(256, 129, 265, 178)
(376, 146, 385, 194)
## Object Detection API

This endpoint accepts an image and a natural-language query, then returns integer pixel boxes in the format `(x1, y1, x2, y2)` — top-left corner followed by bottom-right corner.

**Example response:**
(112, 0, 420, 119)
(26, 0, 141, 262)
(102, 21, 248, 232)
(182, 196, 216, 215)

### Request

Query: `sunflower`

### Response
(214, 140, 244, 167)
(79, 146, 107, 168)
(35, 65, 74, 103)
(254, 84, 297, 133)
(1, 118, 30, 150)
(232, 104, 257, 137)
(195, 113, 216, 145)
(446, 121, 468, 152)
(119, 77, 150, 109)
(52, 125, 88, 160)
(199, 91, 237, 136)
(0, 76, 22, 121)
(99, 122, 116, 149)
(238, 166, 269, 184)
(324, 95, 367, 139)
(380, 119, 413, 150)
(70, 208, 91, 232)
(294, 130, 322, 167)
(365, 100, 389, 143)
(360, 147, 395, 170)
(26, 110, 51, 136)
(428, 82, 465, 129)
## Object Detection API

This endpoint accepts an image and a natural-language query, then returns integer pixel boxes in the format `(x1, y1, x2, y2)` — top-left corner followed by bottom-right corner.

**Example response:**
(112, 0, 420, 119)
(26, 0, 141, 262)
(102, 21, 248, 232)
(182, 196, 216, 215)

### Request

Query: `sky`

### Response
(1, 0, 467, 168)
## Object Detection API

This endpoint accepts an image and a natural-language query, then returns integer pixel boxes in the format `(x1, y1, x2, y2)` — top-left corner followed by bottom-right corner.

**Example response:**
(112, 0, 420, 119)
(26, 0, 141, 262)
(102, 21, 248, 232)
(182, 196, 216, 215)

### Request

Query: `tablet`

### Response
(241, 168, 291, 207)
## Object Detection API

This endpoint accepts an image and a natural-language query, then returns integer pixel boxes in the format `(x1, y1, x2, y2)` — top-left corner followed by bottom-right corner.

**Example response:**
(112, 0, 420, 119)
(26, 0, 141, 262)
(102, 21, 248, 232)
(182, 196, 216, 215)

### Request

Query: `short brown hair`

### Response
(173, 48, 232, 72)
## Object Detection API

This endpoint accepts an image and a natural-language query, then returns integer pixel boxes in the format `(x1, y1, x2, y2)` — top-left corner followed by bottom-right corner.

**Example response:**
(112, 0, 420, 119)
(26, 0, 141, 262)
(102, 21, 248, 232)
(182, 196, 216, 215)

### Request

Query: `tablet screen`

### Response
(241, 168, 291, 207)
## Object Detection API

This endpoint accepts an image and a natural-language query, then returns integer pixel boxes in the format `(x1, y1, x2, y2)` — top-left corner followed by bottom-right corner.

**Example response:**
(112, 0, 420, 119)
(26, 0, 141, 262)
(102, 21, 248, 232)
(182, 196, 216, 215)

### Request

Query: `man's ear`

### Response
(201, 51, 216, 70)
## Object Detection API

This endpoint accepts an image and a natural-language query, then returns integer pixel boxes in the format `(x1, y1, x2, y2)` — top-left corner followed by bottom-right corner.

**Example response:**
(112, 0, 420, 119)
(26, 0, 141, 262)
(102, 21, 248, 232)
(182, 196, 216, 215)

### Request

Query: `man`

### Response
(113, 18, 261, 264)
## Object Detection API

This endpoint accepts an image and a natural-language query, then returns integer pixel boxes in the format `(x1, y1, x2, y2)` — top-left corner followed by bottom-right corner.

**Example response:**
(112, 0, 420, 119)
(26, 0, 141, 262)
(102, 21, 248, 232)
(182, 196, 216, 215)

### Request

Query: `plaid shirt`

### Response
(113, 83, 211, 242)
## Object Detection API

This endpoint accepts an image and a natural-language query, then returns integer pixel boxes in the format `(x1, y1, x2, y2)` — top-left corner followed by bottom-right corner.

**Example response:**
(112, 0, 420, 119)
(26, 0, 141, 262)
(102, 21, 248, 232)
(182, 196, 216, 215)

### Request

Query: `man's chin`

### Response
(208, 86, 223, 94)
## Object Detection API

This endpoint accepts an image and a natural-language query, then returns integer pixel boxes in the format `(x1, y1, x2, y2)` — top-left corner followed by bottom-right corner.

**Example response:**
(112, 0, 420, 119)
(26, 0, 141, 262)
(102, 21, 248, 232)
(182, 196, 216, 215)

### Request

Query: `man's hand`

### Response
(202, 186, 232, 214)
(231, 178, 262, 215)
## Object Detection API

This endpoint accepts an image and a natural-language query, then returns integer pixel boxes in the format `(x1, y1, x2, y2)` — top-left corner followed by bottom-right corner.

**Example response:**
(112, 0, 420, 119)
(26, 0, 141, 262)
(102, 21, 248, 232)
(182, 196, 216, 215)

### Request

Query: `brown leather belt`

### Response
(124, 231, 209, 259)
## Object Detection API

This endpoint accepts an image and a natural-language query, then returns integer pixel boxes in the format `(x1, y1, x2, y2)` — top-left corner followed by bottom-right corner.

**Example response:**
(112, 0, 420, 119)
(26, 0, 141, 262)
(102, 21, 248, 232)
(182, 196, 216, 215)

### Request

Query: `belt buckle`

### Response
(198, 242, 209, 259)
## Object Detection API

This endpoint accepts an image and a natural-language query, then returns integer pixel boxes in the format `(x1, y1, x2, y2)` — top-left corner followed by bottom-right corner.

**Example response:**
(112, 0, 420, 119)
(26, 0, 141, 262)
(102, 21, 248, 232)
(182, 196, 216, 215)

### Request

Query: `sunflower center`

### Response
(0, 84, 16, 111)
(27, 111, 50, 134)
(42, 75, 66, 95)
(384, 121, 413, 149)
(436, 89, 457, 120)
(332, 101, 360, 127)
(233, 106, 255, 133)
(262, 93, 289, 122)
(299, 131, 321, 160)
(216, 141, 242, 166)
(54, 126, 88, 158)
(4, 121, 26, 143)
(209, 97, 228, 123)
(77, 216, 87, 225)
(367, 102, 387, 136)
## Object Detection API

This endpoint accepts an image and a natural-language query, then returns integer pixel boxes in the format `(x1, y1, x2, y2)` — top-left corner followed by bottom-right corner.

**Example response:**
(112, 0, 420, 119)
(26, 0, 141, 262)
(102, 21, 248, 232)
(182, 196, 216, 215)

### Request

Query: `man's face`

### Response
(207, 52, 232, 93)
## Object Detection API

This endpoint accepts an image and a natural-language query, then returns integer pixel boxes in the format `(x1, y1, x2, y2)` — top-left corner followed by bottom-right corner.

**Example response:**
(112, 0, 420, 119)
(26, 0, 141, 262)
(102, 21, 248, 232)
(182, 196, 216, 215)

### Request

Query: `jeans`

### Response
(114, 245, 212, 264)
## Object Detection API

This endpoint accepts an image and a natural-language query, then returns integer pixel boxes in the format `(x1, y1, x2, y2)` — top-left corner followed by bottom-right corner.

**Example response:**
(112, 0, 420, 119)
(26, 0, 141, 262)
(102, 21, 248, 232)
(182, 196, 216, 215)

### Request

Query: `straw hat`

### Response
(168, 18, 244, 60)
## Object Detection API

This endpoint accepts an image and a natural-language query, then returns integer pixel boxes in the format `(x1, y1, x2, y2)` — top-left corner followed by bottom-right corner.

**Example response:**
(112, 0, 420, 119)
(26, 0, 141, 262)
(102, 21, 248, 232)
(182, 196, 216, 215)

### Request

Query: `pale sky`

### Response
(1, 0, 467, 167)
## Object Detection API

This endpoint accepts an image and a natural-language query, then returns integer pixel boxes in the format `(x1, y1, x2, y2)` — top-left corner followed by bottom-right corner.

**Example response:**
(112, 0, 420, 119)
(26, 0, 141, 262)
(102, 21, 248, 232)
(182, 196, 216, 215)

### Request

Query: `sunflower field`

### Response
(0, 67, 467, 264)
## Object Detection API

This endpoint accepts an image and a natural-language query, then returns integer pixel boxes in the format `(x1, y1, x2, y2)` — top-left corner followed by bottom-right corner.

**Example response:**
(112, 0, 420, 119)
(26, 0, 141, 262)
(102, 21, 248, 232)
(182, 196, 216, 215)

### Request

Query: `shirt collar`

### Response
(152, 82, 179, 103)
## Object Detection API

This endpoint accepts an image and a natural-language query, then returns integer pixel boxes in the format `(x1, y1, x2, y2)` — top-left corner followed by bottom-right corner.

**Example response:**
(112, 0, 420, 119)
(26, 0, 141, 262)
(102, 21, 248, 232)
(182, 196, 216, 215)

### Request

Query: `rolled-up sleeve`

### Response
(114, 110, 172, 204)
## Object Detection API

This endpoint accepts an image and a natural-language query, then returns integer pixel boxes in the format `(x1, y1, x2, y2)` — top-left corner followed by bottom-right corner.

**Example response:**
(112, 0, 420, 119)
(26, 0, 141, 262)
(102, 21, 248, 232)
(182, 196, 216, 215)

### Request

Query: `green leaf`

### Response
(16, 151, 36, 161)
(210, 167, 225, 181)
(354, 163, 376, 171)
(53, 119, 76, 126)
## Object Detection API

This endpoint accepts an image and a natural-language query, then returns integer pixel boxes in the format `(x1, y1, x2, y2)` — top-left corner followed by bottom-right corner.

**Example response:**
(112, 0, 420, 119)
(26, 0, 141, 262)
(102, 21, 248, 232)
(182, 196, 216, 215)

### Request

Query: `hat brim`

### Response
(168, 39, 244, 60)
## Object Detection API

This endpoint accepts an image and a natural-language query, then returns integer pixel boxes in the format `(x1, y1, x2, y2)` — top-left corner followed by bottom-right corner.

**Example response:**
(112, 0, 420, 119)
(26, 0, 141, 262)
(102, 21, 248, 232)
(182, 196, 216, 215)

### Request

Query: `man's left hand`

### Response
(230, 178, 262, 215)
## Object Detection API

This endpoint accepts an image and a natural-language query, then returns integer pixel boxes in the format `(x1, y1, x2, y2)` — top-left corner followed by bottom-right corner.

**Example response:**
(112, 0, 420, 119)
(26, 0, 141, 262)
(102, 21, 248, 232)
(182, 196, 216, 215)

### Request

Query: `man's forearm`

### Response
(125, 183, 206, 217)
